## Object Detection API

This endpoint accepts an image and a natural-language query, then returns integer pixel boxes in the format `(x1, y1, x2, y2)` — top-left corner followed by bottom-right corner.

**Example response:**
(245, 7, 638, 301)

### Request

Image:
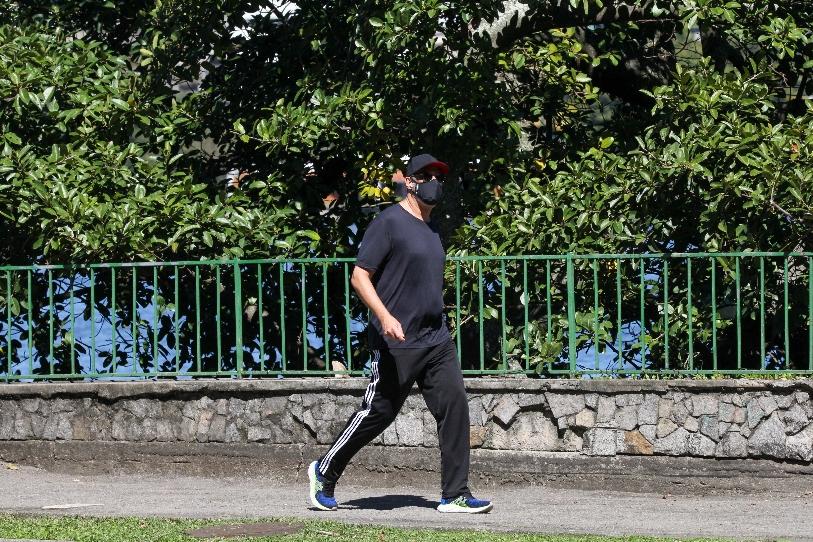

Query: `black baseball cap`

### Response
(405, 153, 449, 176)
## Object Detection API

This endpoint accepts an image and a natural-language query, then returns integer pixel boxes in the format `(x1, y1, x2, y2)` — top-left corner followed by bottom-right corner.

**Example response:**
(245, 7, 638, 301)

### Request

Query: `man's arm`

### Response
(350, 265, 405, 342)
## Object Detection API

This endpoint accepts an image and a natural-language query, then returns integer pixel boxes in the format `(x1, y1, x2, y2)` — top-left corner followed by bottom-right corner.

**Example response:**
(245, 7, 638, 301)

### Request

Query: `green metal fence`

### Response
(2, 252, 813, 381)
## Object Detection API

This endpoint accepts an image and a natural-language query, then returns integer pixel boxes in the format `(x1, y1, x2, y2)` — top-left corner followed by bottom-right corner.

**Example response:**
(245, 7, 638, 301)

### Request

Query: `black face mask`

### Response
(412, 179, 443, 205)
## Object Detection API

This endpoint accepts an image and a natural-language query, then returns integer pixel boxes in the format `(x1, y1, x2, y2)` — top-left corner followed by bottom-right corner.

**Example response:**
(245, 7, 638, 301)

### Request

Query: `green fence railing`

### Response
(2, 253, 813, 381)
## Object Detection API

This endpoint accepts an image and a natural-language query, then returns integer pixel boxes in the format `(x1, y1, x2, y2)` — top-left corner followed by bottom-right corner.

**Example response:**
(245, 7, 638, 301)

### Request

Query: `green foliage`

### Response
(1, 1, 812, 376)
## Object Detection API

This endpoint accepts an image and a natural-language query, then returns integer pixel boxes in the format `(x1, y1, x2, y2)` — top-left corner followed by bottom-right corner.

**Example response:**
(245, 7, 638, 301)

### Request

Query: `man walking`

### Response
(307, 153, 493, 514)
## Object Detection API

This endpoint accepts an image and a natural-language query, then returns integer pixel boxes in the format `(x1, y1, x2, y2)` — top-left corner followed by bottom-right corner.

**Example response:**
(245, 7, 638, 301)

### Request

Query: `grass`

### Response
(0, 515, 732, 542)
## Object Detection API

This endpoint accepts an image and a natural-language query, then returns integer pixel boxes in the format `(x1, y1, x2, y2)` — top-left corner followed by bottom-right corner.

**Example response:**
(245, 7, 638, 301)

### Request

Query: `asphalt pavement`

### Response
(2, 464, 812, 541)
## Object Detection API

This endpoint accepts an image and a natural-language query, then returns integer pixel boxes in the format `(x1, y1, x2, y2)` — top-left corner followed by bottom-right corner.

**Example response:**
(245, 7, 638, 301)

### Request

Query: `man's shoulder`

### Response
(368, 203, 404, 227)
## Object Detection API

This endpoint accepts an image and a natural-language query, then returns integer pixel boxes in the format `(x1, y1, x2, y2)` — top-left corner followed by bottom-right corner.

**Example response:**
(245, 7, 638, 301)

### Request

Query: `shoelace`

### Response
(315, 476, 336, 498)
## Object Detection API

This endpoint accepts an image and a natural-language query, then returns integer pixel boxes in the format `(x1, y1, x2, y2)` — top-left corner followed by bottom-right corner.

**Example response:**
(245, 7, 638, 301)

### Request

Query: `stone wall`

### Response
(1, 379, 812, 465)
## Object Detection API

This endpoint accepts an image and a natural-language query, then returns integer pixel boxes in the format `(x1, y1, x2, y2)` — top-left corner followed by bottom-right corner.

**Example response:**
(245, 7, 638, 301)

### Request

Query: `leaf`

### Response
(4, 133, 22, 145)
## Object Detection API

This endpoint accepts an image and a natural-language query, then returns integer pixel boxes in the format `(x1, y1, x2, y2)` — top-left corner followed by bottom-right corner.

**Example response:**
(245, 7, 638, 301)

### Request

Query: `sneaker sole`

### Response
(307, 461, 337, 511)
(436, 502, 493, 514)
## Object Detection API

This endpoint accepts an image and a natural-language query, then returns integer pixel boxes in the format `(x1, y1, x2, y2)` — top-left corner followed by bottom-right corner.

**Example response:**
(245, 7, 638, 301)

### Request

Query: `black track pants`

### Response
(317, 340, 471, 499)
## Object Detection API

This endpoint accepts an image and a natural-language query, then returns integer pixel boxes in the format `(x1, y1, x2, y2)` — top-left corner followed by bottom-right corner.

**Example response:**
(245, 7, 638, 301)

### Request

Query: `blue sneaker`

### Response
(307, 460, 337, 511)
(437, 494, 493, 513)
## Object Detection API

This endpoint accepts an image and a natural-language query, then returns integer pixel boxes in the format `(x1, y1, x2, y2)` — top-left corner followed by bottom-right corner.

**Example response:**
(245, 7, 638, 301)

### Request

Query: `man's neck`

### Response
(400, 195, 432, 222)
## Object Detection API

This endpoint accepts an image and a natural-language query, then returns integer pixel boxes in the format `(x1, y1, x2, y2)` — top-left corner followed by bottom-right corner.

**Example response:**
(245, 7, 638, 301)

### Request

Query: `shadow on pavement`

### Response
(341, 494, 437, 511)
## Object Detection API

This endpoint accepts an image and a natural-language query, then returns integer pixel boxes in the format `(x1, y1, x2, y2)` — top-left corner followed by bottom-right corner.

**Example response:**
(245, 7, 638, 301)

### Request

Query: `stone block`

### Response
(182, 402, 198, 420)
(395, 414, 423, 447)
(794, 391, 810, 405)
(381, 424, 398, 446)
(782, 404, 809, 435)
(777, 394, 794, 409)
(596, 396, 617, 425)
(485, 412, 557, 451)
(469, 425, 487, 448)
(492, 396, 520, 426)
(562, 429, 583, 452)
(52, 398, 75, 413)
(699, 415, 719, 441)
(20, 398, 40, 413)
(300, 394, 319, 409)
(517, 393, 546, 409)
(654, 427, 689, 456)
(671, 400, 690, 425)
(574, 408, 596, 429)
(786, 426, 813, 462)
(639, 424, 656, 444)
(546, 393, 585, 419)
(616, 394, 643, 406)
(688, 433, 716, 457)
(747, 414, 787, 459)
(684, 416, 699, 433)
(614, 406, 638, 431)
(468, 397, 486, 426)
(719, 402, 736, 423)
(247, 426, 274, 442)
(657, 397, 674, 419)
(620, 430, 654, 455)
(637, 394, 659, 425)
(757, 395, 779, 416)
(30, 415, 47, 439)
(746, 398, 766, 429)
(178, 417, 196, 442)
(225, 423, 241, 443)
(260, 397, 288, 417)
(692, 396, 718, 416)
(299, 409, 317, 437)
(110, 412, 129, 441)
(585, 394, 599, 409)
(208, 414, 227, 442)
(228, 398, 246, 417)
(656, 419, 678, 438)
(716, 431, 747, 458)
(141, 417, 158, 442)
(584, 428, 617, 456)
(423, 411, 438, 447)
(196, 410, 215, 442)
(156, 419, 175, 442)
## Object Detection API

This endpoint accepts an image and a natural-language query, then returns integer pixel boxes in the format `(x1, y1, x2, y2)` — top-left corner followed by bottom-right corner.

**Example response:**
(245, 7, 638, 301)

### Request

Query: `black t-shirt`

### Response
(356, 203, 451, 349)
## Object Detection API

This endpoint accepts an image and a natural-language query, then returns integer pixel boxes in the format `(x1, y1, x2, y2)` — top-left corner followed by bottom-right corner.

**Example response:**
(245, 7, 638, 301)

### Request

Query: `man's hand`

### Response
(351, 265, 406, 343)
(379, 313, 405, 342)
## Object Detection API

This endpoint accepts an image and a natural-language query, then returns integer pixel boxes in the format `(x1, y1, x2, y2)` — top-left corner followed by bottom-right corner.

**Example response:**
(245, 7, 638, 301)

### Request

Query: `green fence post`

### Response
(233, 260, 244, 377)
(566, 254, 577, 376)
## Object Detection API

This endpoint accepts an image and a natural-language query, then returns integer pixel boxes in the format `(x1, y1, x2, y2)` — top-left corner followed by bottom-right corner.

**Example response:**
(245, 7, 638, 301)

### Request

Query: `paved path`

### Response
(2, 466, 813, 541)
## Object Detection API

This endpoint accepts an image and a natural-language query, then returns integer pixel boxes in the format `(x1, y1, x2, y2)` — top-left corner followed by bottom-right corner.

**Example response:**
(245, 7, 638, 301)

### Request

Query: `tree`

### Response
(1, 1, 811, 377)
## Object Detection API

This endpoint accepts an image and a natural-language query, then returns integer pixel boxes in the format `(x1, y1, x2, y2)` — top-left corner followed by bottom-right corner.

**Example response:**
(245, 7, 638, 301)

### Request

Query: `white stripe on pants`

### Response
(319, 351, 380, 475)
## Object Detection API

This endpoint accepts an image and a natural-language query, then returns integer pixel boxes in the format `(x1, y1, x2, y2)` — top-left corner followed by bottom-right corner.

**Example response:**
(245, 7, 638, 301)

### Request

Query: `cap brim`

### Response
(421, 161, 449, 175)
